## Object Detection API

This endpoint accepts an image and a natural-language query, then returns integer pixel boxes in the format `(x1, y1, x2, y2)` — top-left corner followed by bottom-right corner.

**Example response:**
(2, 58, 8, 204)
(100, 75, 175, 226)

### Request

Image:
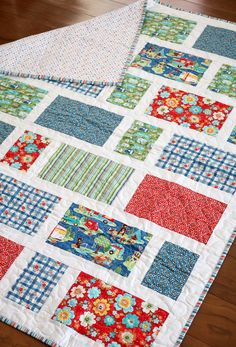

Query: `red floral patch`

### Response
(125, 175, 227, 244)
(0, 236, 24, 279)
(145, 85, 233, 136)
(52, 272, 168, 347)
(0, 130, 50, 171)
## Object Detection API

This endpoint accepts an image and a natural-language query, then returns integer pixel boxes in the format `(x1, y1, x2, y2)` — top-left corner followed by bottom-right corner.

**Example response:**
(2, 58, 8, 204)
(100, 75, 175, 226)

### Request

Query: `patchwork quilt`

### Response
(0, 1, 236, 347)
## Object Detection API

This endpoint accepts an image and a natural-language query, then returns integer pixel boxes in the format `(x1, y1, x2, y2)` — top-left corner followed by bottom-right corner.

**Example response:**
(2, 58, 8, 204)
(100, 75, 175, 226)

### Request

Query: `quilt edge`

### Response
(0, 228, 235, 347)
(174, 228, 236, 347)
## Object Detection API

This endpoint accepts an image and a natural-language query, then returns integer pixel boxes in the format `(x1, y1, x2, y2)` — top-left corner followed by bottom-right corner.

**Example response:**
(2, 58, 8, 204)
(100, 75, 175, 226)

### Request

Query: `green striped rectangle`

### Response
(38, 144, 134, 204)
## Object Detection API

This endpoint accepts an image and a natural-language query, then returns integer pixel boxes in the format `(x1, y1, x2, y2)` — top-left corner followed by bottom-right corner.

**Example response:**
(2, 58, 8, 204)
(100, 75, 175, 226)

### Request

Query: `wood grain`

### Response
(0, 1, 235, 346)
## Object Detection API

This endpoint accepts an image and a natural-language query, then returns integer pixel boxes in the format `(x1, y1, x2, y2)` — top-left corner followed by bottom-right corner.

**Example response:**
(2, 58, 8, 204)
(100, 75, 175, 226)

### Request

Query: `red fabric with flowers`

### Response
(0, 130, 50, 171)
(52, 272, 168, 347)
(145, 86, 232, 136)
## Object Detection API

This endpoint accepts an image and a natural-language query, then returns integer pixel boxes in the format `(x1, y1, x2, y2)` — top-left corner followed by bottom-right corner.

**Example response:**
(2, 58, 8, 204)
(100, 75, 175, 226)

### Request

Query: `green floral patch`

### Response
(115, 120, 163, 160)
(107, 74, 151, 109)
(0, 76, 48, 118)
(141, 11, 196, 43)
(208, 65, 236, 99)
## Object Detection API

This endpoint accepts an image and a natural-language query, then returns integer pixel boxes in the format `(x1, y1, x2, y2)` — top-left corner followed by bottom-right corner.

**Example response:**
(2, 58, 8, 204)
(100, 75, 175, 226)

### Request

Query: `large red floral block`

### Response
(145, 85, 233, 136)
(52, 272, 168, 347)
(0, 236, 24, 280)
(0, 130, 50, 171)
(125, 175, 227, 244)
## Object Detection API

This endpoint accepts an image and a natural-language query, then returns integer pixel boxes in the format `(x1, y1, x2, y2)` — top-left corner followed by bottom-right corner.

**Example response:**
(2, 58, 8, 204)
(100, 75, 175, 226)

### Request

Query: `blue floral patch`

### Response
(46, 203, 152, 277)
(142, 241, 199, 300)
(35, 96, 123, 146)
(193, 26, 236, 59)
(131, 43, 211, 86)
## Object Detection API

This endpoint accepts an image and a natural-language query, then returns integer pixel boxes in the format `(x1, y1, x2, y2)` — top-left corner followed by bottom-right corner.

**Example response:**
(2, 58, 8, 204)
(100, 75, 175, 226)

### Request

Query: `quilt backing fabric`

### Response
(0, 1, 236, 347)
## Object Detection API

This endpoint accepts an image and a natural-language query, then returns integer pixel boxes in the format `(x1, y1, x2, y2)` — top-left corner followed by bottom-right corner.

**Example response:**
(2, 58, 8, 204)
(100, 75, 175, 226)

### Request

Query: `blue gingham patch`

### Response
(0, 173, 60, 235)
(142, 241, 199, 300)
(45, 78, 104, 98)
(156, 134, 236, 194)
(6, 252, 67, 312)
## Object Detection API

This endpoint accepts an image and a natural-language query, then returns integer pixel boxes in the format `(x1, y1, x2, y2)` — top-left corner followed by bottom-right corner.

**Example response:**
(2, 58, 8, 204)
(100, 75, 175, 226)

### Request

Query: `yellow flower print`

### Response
(203, 125, 218, 136)
(21, 132, 36, 143)
(93, 298, 110, 316)
(100, 281, 112, 289)
(165, 97, 179, 108)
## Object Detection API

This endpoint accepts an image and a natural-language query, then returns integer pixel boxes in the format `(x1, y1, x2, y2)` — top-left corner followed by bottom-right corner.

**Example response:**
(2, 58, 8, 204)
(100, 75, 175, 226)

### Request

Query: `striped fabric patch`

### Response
(38, 144, 134, 204)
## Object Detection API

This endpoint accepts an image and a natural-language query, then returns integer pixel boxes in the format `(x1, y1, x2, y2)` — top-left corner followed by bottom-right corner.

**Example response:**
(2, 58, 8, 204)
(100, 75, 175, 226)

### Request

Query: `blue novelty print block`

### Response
(131, 43, 211, 86)
(46, 203, 152, 277)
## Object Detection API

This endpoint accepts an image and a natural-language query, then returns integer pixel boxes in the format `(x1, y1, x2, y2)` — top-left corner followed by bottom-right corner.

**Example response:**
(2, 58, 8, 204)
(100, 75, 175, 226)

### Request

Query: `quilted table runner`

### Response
(0, 1, 236, 347)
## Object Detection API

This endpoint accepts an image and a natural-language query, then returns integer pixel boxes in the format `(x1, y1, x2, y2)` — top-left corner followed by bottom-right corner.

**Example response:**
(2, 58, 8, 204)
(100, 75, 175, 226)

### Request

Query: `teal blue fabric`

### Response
(35, 96, 123, 146)
(193, 26, 236, 59)
(0, 120, 14, 144)
(142, 241, 199, 300)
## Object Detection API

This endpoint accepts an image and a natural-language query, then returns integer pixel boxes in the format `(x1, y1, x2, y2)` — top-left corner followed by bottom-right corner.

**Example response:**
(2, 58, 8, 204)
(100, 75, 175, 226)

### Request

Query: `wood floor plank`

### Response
(186, 294, 236, 346)
(181, 335, 210, 347)
(210, 255, 236, 306)
(0, 322, 45, 347)
(161, 0, 236, 21)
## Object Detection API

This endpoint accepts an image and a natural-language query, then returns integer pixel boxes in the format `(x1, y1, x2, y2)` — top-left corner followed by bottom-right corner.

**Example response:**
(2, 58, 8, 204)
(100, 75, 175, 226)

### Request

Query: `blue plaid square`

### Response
(45, 78, 104, 98)
(6, 252, 67, 312)
(142, 242, 199, 300)
(0, 173, 60, 235)
(156, 134, 236, 194)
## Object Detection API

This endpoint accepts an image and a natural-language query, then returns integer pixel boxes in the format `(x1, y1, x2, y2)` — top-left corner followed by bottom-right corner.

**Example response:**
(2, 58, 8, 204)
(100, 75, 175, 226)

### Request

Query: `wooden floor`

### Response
(0, 1, 236, 346)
